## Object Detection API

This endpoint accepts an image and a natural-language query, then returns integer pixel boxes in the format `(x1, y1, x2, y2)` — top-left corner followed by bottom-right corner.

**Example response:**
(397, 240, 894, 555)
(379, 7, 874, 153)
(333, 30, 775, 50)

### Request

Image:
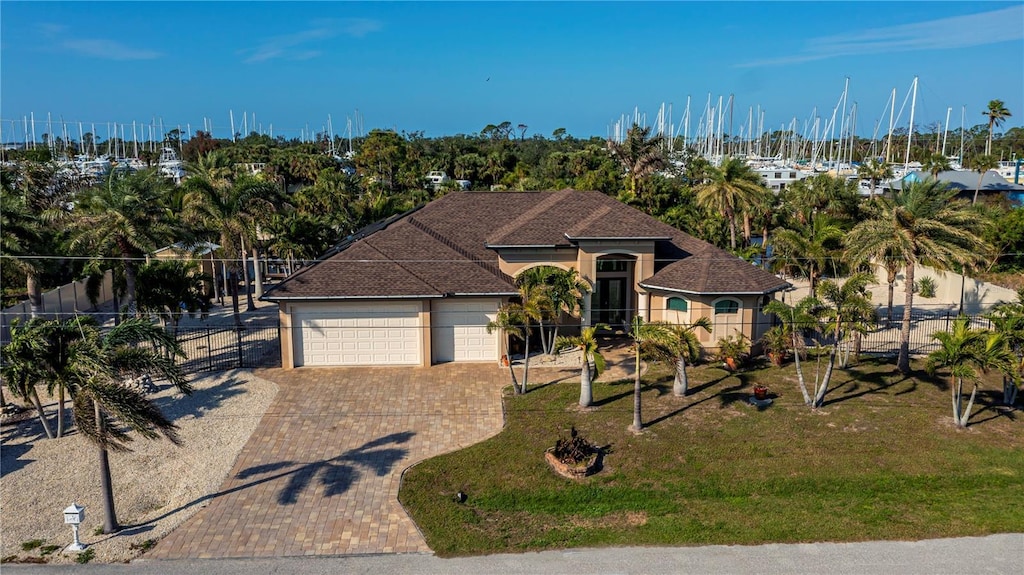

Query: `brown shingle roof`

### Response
(263, 190, 789, 300)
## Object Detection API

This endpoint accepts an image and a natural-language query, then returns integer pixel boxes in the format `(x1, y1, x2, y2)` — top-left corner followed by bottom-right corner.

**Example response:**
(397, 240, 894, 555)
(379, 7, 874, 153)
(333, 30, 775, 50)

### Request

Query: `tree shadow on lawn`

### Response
(966, 390, 1019, 426)
(126, 431, 416, 529)
(820, 366, 911, 407)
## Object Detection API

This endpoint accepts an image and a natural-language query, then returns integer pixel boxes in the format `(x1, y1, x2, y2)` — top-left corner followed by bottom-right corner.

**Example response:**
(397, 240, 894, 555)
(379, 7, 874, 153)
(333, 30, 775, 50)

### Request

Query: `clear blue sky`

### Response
(2, 1, 1022, 141)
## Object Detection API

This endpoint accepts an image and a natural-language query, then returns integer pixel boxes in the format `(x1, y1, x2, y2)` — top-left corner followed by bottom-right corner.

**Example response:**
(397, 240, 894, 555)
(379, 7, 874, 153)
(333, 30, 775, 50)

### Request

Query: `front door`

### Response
(593, 278, 627, 327)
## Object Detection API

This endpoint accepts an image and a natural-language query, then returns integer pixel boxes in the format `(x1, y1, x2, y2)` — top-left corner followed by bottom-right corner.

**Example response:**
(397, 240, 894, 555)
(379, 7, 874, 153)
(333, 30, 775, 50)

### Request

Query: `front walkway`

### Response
(150, 364, 506, 559)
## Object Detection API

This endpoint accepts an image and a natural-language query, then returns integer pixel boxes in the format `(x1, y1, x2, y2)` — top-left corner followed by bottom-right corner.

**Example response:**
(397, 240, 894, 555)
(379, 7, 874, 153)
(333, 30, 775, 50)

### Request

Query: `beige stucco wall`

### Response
(648, 292, 771, 349)
(497, 248, 580, 279)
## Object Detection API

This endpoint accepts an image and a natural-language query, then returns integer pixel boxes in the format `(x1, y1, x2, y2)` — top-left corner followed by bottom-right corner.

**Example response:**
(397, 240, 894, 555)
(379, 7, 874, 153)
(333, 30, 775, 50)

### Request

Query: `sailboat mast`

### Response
(942, 107, 951, 157)
(886, 87, 896, 164)
(903, 76, 918, 170)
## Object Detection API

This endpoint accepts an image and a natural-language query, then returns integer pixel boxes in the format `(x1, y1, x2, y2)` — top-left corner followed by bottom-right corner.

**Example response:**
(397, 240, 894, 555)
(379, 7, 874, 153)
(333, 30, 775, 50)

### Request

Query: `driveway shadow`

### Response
(235, 431, 416, 505)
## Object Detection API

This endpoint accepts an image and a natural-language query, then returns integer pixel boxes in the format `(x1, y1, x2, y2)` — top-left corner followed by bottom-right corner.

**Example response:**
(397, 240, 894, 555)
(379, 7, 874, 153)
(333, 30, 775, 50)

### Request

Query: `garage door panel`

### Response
(431, 299, 499, 364)
(294, 302, 421, 366)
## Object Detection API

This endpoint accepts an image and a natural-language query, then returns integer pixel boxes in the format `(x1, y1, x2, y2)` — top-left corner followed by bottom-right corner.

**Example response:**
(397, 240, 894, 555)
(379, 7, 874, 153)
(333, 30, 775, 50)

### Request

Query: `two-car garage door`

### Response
(291, 299, 499, 367)
(294, 302, 422, 366)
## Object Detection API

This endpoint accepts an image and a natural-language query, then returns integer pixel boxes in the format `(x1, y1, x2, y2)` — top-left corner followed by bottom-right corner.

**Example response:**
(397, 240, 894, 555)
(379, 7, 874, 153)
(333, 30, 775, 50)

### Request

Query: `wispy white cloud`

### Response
(61, 38, 162, 60)
(737, 6, 1024, 68)
(36, 22, 161, 60)
(241, 18, 382, 63)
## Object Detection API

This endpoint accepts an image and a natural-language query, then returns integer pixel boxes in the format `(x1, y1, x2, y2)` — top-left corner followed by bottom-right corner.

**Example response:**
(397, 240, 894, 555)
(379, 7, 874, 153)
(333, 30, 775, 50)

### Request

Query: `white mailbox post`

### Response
(63, 503, 86, 552)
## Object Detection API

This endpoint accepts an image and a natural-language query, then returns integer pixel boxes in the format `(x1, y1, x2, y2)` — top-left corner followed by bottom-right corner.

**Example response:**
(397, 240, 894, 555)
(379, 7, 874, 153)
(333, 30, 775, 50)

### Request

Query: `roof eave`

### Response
(639, 282, 792, 296)
(262, 294, 444, 301)
(566, 234, 671, 241)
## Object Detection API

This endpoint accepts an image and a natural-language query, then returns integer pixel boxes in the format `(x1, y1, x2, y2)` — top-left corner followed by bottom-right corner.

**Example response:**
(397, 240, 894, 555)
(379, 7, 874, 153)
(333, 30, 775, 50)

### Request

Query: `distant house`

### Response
(151, 241, 221, 298)
(891, 170, 1024, 205)
(262, 190, 790, 368)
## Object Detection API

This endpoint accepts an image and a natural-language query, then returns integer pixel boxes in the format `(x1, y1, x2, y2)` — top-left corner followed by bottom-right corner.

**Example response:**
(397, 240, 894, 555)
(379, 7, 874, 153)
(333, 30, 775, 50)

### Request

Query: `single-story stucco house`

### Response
(262, 190, 790, 368)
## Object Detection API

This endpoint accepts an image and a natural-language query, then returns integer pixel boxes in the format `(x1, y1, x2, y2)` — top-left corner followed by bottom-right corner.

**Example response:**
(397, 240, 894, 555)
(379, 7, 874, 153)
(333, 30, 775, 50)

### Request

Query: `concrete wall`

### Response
(1, 270, 115, 342)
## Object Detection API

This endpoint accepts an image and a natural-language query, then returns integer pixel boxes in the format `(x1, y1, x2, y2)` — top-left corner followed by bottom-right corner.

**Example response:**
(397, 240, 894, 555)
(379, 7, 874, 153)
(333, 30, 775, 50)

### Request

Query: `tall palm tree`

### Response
(857, 159, 893, 200)
(812, 273, 877, 407)
(2, 162, 79, 316)
(70, 169, 179, 316)
(2, 318, 57, 438)
(135, 260, 210, 339)
(986, 289, 1024, 405)
(516, 267, 589, 354)
(983, 100, 1011, 155)
(695, 157, 765, 250)
(922, 152, 951, 179)
(607, 124, 666, 206)
(927, 316, 1015, 428)
(486, 284, 551, 394)
(665, 317, 712, 397)
(182, 174, 281, 315)
(968, 154, 998, 205)
(846, 180, 990, 374)
(1, 316, 189, 532)
(556, 324, 610, 407)
(628, 316, 676, 431)
(763, 297, 820, 405)
(772, 214, 845, 293)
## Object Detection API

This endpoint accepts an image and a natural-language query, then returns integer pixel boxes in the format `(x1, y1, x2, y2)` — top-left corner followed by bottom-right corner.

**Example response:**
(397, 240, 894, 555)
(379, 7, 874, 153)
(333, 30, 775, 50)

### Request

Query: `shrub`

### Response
(918, 276, 937, 298)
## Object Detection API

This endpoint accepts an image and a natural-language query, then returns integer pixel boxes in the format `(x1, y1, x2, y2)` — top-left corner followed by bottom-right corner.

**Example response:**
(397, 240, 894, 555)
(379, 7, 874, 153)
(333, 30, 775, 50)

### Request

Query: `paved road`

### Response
(5, 534, 1022, 574)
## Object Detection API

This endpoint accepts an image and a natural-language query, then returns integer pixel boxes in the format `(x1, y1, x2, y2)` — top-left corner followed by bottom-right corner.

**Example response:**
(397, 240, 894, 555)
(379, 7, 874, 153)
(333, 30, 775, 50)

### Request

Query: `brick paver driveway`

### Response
(151, 364, 507, 559)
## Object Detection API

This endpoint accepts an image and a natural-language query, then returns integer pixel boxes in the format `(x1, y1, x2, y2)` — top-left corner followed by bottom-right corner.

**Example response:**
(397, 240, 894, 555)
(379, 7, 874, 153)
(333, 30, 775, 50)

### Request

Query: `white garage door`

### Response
(431, 299, 499, 363)
(293, 302, 421, 366)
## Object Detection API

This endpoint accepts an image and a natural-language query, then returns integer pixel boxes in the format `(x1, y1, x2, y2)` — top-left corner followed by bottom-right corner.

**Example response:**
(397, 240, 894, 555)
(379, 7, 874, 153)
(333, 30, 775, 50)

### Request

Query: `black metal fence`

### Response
(171, 322, 281, 374)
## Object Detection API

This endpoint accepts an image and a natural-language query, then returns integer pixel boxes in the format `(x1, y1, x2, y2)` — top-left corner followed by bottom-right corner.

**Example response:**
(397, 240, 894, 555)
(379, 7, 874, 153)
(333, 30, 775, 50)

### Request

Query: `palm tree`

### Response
(857, 158, 893, 199)
(607, 124, 666, 206)
(968, 154, 998, 205)
(763, 297, 819, 405)
(986, 289, 1024, 405)
(182, 174, 281, 315)
(628, 316, 676, 431)
(516, 267, 589, 354)
(772, 214, 845, 293)
(922, 152, 951, 179)
(70, 169, 179, 316)
(135, 260, 210, 339)
(927, 316, 1015, 428)
(486, 284, 551, 394)
(983, 100, 1011, 155)
(846, 180, 990, 374)
(556, 324, 610, 407)
(812, 273, 877, 406)
(2, 318, 57, 438)
(665, 317, 712, 396)
(695, 157, 766, 250)
(1, 316, 190, 532)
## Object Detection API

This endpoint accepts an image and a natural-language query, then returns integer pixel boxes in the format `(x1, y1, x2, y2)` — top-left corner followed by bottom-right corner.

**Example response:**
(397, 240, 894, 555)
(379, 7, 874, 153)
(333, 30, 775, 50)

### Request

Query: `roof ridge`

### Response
(406, 215, 514, 285)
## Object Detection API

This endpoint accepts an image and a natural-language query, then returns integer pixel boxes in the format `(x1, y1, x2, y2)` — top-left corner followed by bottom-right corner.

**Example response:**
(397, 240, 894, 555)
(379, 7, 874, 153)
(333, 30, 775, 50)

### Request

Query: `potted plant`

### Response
(759, 325, 790, 367)
(753, 384, 770, 400)
(716, 333, 750, 371)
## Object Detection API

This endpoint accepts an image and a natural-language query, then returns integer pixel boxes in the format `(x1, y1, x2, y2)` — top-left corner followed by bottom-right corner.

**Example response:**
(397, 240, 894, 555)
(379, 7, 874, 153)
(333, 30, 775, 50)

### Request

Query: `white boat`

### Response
(158, 147, 186, 183)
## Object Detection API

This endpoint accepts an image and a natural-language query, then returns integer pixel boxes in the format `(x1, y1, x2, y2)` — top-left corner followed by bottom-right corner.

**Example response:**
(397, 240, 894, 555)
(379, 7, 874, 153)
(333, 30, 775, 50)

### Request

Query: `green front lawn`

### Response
(399, 356, 1024, 556)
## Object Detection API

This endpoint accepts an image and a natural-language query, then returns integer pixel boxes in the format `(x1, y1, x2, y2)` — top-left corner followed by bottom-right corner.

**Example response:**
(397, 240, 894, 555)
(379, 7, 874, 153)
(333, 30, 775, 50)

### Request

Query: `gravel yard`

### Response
(0, 370, 277, 565)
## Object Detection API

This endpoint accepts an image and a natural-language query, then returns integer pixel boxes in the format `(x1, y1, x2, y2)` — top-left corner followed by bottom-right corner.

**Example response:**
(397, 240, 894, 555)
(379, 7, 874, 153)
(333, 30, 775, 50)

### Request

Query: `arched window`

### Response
(667, 297, 688, 312)
(714, 299, 740, 315)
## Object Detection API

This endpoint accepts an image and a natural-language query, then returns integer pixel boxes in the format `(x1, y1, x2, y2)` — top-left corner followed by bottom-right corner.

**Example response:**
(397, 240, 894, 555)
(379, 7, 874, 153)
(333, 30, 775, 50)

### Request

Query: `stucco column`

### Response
(582, 291, 592, 327)
(638, 292, 649, 321)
